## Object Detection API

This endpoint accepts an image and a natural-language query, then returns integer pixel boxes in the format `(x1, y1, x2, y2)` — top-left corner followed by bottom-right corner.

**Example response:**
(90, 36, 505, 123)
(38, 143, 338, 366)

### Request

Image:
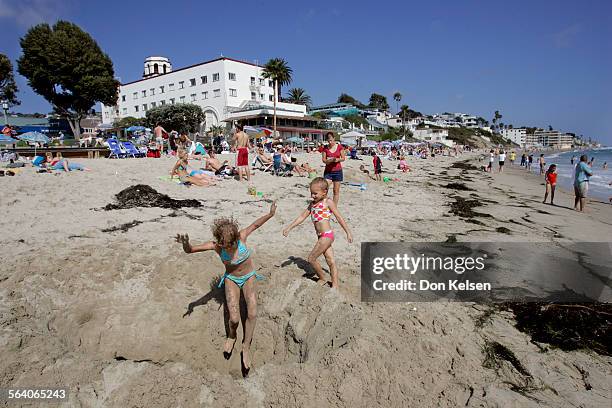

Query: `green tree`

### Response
(0, 54, 20, 107)
(368, 93, 389, 111)
(17, 21, 119, 138)
(144, 104, 204, 134)
(286, 88, 312, 106)
(337, 93, 366, 108)
(393, 92, 402, 114)
(113, 116, 144, 129)
(311, 111, 329, 120)
(262, 58, 293, 139)
(548, 125, 553, 131)
(492, 110, 502, 132)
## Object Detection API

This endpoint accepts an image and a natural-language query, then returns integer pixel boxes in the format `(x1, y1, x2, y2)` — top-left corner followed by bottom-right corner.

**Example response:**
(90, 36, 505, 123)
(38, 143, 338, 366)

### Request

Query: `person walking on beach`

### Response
(321, 132, 346, 205)
(176, 201, 277, 377)
(539, 154, 546, 175)
(509, 151, 516, 166)
(570, 155, 576, 165)
(520, 153, 527, 167)
(574, 155, 593, 212)
(487, 150, 494, 172)
(498, 150, 506, 173)
(283, 178, 352, 288)
(373, 152, 382, 181)
(233, 124, 251, 182)
(527, 154, 533, 171)
(543, 164, 557, 205)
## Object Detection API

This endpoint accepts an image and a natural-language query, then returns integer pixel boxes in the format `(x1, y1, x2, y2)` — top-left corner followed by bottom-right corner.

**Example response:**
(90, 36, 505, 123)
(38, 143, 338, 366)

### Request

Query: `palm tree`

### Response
(286, 88, 312, 107)
(262, 58, 293, 139)
(493, 110, 502, 132)
(393, 92, 402, 115)
(399, 104, 410, 137)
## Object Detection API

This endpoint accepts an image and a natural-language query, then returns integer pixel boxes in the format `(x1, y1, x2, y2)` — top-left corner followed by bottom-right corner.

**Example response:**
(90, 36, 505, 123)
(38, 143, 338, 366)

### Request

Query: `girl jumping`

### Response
(175, 201, 276, 377)
(283, 178, 353, 288)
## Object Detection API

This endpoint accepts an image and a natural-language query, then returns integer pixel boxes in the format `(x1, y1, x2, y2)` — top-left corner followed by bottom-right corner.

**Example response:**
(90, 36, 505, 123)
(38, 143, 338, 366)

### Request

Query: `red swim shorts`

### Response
(237, 147, 249, 166)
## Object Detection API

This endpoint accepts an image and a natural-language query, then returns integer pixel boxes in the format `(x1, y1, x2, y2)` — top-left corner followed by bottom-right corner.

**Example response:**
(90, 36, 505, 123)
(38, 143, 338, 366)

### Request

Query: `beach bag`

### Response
(32, 156, 45, 166)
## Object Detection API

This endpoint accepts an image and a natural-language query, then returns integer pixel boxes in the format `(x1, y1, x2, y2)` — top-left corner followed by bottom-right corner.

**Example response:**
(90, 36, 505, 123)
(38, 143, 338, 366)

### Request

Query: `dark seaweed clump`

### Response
(443, 182, 473, 191)
(483, 340, 531, 376)
(449, 196, 491, 218)
(450, 161, 479, 171)
(505, 302, 612, 356)
(105, 185, 201, 210)
(496, 227, 511, 234)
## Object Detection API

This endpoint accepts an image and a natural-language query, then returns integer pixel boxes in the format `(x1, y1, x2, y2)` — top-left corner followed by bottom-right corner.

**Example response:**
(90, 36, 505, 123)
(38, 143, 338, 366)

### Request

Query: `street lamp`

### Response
(2, 101, 8, 126)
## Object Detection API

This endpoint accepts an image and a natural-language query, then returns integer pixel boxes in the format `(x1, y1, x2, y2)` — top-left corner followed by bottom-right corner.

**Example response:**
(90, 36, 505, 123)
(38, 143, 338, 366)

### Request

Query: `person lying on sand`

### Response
(204, 151, 235, 176)
(43, 152, 90, 172)
(283, 177, 353, 289)
(171, 150, 217, 187)
(176, 201, 276, 377)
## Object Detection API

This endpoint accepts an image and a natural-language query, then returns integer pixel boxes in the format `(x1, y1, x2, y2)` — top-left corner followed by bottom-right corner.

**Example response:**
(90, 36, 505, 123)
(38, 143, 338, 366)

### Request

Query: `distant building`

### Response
(308, 103, 360, 117)
(501, 128, 527, 145)
(533, 130, 573, 149)
(101, 56, 308, 132)
(413, 128, 454, 147)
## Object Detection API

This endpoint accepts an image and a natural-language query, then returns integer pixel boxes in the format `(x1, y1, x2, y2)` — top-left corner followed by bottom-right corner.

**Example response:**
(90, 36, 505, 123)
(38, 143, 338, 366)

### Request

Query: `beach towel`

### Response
(158, 175, 184, 184)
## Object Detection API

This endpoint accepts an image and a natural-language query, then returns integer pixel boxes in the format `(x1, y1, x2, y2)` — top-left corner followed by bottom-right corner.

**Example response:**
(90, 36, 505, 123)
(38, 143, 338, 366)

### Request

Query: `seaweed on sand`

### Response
(443, 182, 473, 191)
(450, 161, 479, 171)
(449, 196, 492, 218)
(504, 302, 612, 356)
(482, 340, 531, 377)
(105, 185, 201, 210)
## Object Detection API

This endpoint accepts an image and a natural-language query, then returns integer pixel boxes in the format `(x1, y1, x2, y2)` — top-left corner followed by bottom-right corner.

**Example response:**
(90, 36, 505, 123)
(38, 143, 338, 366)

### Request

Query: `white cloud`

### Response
(551, 23, 582, 49)
(0, 0, 74, 27)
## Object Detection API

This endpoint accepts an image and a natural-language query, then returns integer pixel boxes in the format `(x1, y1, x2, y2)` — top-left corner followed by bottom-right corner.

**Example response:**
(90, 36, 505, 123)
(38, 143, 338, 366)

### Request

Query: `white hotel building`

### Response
(101, 56, 309, 133)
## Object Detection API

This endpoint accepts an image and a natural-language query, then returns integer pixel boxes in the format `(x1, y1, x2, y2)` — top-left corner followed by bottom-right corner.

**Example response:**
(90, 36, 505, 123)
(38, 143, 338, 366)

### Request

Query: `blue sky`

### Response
(1, 0, 611, 144)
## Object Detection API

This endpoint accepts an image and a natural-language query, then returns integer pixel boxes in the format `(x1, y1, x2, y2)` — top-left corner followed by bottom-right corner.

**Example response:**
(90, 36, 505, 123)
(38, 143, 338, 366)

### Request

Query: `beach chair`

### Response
(273, 154, 290, 176)
(107, 139, 126, 159)
(121, 140, 145, 158)
(252, 156, 273, 172)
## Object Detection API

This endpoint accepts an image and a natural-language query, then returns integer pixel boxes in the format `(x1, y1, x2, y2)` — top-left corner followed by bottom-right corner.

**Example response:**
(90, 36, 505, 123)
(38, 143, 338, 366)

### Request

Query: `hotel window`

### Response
(179, 81, 184, 89)
(121, 95, 126, 102)
(229, 88, 237, 97)
(190, 78, 196, 87)
(179, 96, 185, 103)
(122, 108, 128, 114)
(190, 93, 197, 101)
(251, 92, 256, 100)
(170, 98, 175, 104)
(212, 73, 219, 82)
(259, 78, 264, 86)
(133, 92, 138, 100)
(134, 105, 139, 112)
(269, 95, 274, 102)
(228, 72, 236, 81)
(202, 91, 208, 99)
(151, 102, 156, 108)
(250, 77, 255, 85)
(142, 90, 147, 97)
(268, 80, 273, 87)
(260, 93, 264, 100)
(169, 83, 174, 91)
(159, 85, 165, 93)
(201, 75, 207, 84)
(150, 88, 155, 95)
(160, 100, 165, 105)
(142, 103, 147, 111)
(213, 89, 220, 97)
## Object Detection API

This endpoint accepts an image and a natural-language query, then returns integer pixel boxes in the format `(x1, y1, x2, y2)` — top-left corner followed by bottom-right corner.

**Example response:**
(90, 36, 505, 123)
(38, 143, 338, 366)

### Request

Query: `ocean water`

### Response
(542, 148, 612, 201)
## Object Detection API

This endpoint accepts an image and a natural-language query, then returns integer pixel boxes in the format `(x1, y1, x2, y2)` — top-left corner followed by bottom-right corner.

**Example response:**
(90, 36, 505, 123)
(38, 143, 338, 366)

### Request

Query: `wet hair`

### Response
(310, 177, 328, 192)
(212, 217, 240, 248)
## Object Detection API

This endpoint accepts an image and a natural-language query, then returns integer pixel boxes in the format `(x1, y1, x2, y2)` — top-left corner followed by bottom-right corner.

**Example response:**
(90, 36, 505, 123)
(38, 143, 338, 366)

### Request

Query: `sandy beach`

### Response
(1, 151, 611, 407)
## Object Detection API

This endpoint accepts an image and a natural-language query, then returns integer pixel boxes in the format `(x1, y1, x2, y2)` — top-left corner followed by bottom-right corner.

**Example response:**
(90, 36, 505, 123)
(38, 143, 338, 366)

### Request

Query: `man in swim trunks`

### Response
(233, 124, 251, 182)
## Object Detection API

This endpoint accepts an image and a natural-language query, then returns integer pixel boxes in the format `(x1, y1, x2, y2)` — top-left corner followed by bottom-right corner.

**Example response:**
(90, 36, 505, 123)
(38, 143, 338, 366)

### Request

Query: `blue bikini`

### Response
(217, 240, 264, 288)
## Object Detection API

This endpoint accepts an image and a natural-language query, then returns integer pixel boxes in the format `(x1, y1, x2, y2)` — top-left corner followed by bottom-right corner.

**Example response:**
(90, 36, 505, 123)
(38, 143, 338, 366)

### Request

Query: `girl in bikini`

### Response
(283, 177, 353, 288)
(175, 201, 276, 377)
(171, 150, 218, 186)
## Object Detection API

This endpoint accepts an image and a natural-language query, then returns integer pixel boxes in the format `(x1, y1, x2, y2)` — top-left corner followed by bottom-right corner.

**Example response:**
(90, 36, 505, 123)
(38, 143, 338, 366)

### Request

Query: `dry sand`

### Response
(1, 151, 611, 407)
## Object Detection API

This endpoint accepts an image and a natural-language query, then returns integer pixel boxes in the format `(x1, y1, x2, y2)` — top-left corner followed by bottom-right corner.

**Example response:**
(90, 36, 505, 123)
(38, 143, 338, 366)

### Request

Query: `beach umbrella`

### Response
(0, 134, 18, 144)
(244, 126, 273, 139)
(286, 136, 303, 143)
(17, 131, 50, 156)
(126, 125, 146, 132)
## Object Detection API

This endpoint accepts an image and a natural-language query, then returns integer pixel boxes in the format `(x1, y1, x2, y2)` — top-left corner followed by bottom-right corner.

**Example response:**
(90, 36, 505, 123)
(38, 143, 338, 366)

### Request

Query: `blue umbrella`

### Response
(0, 134, 18, 144)
(126, 126, 146, 132)
(18, 131, 50, 144)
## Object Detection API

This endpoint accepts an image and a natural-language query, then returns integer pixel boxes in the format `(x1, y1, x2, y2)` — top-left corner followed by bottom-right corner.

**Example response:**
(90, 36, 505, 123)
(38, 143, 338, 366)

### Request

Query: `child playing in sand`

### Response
(373, 153, 382, 181)
(543, 164, 557, 205)
(283, 178, 353, 288)
(175, 201, 276, 377)
(398, 155, 410, 172)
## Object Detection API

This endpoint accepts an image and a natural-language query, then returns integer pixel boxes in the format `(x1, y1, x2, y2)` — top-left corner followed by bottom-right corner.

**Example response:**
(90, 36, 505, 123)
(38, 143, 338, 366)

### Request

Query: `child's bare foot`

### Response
(223, 337, 237, 359)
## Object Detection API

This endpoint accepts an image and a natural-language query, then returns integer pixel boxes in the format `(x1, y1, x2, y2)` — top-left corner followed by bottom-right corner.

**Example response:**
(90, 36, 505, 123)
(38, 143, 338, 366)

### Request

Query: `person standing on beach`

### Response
(574, 155, 593, 212)
(322, 132, 346, 205)
(509, 151, 516, 166)
(176, 202, 276, 377)
(373, 152, 383, 181)
(520, 153, 526, 167)
(487, 150, 494, 172)
(498, 150, 506, 173)
(527, 154, 533, 171)
(233, 124, 251, 182)
(543, 164, 557, 205)
(570, 155, 576, 165)
(539, 154, 546, 175)
(154, 124, 168, 153)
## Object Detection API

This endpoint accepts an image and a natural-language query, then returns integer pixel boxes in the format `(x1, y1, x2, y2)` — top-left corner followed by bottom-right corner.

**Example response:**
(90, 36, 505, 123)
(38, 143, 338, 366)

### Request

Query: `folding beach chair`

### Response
(273, 154, 290, 176)
(252, 156, 273, 172)
(107, 139, 126, 158)
(121, 141, 145, 158)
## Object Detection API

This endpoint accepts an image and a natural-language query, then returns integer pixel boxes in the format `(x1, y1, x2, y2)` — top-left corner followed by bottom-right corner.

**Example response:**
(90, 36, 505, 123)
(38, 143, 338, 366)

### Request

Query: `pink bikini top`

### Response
(311, 200, 332, 222)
